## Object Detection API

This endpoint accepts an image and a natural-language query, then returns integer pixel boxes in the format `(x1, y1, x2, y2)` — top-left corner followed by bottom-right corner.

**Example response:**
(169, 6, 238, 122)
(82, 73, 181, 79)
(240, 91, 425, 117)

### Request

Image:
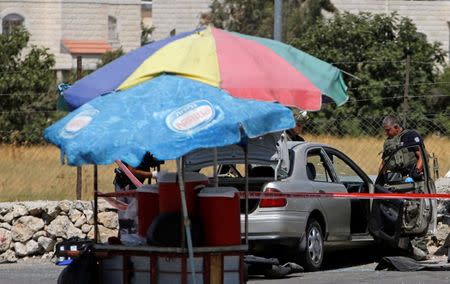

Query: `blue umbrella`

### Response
(44, 75, 294, 282)
(45, 75, 294, 166)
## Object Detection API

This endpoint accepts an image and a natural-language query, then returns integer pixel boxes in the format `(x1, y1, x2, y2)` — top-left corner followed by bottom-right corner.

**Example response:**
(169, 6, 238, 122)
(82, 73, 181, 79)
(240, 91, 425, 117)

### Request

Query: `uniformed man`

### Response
(379, 115, 429, 260)
(379, 115, 424, 178)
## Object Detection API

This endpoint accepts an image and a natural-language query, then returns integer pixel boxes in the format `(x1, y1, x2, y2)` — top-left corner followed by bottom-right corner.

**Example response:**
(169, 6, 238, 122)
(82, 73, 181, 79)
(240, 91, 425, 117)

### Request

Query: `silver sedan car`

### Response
(185, 133, 436, 271)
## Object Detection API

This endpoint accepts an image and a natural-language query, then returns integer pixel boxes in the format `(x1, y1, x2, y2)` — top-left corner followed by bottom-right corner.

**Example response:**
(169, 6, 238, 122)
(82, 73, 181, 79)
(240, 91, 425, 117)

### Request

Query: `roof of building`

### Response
(62, 39, 112, 55)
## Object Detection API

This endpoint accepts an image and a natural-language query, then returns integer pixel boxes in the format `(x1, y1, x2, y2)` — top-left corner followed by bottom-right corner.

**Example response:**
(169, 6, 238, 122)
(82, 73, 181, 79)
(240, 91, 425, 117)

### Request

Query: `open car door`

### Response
(368, 143, 435, 247)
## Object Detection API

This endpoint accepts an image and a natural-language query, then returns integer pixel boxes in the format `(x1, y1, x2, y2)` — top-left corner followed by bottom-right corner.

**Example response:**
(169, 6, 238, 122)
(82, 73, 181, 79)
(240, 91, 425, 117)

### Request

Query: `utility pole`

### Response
(76, 56, 83, 200)
(77, 55, 97, 239)
(403, 53, 411, 126)
(274, 0, 283, 41)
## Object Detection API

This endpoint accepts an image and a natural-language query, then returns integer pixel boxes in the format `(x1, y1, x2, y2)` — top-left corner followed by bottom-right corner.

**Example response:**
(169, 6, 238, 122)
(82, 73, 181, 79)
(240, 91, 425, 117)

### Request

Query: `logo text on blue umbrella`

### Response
(60, 107, 99, 139)
(166, 100, 216, 133)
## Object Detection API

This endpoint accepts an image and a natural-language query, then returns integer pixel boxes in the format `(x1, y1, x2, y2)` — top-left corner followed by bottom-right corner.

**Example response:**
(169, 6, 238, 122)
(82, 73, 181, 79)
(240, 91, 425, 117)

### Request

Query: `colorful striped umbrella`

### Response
(63, 26, 348, 110)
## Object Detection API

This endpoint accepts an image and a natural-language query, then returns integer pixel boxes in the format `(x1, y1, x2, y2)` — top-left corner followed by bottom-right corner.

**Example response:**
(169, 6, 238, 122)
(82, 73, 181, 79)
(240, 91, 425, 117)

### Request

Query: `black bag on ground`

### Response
(376, 256, 450, 271)
(57, 244, 98, 284)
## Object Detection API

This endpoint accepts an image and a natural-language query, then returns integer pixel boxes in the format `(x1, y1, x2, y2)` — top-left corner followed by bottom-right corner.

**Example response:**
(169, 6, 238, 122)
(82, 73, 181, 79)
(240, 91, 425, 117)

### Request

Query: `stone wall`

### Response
(0, 200, 118, 263)
(0, 193, 449, 263)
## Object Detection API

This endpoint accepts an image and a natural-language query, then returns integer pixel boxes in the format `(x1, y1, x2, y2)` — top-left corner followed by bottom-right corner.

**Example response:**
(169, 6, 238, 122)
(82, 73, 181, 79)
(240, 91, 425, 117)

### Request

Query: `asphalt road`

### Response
(249, 245, 450, 284)
(0, 257, 63, 284)
(250, 269, 450, 284)
(2, 246, 450, 284)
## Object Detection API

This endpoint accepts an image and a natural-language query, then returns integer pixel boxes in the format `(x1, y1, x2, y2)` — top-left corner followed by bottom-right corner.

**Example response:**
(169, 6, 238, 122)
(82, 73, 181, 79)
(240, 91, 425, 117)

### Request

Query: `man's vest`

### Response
(382, 129, 418, 172)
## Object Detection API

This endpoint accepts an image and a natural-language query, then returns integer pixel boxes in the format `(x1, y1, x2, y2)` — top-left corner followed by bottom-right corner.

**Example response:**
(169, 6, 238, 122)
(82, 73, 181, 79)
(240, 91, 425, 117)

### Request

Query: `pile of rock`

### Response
(427, 172, 450, 255)
(0, 200, 118, 263)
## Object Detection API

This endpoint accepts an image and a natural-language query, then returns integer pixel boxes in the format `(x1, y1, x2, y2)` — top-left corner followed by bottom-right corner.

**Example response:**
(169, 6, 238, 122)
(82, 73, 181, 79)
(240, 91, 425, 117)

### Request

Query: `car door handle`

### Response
(318, 190, 326, 194)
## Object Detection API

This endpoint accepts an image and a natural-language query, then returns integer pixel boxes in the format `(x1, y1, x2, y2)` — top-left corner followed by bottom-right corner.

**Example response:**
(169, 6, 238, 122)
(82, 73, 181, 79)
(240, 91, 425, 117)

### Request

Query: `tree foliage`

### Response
(290, 12, 448, 136)
(207, 4, 448, 136)
(206, 0, 335, 40)
(431, 67, 450, 135)
(97, 48, 125, 68)
(283, 0, 335, 40)
(0, 28, 55, 93)
(63, 48, 125, 85)
(0, 28, 61, 144)
(207, 0, 273, 37)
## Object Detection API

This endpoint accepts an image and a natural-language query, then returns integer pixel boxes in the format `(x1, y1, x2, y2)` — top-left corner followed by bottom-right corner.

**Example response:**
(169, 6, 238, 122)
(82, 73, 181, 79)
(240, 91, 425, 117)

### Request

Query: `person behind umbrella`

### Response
(114, 152, 164, 238)
(286, 111, 308, 142)
(114, 152, 164, 190)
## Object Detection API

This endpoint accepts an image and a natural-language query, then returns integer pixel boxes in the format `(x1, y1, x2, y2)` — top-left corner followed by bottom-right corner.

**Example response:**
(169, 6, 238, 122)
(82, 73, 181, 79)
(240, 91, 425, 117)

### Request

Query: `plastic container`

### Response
(158, 172, 208, 216)
(198, 187, 241, 246)
(136, 184, 159, 236)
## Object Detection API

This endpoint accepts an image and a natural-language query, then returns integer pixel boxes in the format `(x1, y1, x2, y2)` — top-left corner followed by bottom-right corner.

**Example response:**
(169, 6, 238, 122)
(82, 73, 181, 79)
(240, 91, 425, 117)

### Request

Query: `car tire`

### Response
(300, 219, 324, 271)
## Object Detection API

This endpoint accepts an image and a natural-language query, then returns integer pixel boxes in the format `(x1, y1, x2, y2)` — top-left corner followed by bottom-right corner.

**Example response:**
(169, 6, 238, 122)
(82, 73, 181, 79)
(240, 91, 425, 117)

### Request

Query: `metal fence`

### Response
(0, 113, 449, 202)
(302, 114, 449, 178)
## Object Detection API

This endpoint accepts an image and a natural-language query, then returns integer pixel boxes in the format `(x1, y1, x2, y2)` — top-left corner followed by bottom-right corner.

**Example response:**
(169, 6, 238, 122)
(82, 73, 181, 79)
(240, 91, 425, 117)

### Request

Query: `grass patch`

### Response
(0, 135, 448, 201)
(307, 134, 450, 177)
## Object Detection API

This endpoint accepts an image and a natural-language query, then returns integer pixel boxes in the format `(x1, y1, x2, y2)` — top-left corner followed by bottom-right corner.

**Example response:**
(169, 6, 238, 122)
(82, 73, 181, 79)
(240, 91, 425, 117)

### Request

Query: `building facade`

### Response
(332, 0, 450, 58)
(0, 0, 142, 71)
(152, 0, 450, 57)
(152, 0, 210, 40)
(2, 1, 449, 71)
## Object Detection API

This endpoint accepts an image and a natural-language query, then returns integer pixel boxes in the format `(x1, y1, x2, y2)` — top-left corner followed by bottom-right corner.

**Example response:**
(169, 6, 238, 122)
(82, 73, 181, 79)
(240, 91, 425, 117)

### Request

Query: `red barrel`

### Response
(198, 187, 241, 246)
(158, 172, 208, 216)
(136, 185, 159, 236)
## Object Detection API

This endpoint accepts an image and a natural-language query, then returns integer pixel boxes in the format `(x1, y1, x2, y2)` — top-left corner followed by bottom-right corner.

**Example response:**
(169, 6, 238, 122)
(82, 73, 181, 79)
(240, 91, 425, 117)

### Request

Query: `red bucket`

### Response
(136, 185, 159, 236)
(198, 187, 241, 246)
(158, 172, 208, 216)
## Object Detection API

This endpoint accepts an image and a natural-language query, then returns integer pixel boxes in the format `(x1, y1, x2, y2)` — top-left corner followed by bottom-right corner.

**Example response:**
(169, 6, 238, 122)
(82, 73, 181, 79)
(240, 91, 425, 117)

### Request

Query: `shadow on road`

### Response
(321, 242, 380, 270)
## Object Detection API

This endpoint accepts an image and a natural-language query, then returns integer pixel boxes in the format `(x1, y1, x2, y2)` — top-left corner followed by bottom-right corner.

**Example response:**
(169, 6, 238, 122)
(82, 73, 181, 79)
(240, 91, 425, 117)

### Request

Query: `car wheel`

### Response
(301, 219, 324, 271)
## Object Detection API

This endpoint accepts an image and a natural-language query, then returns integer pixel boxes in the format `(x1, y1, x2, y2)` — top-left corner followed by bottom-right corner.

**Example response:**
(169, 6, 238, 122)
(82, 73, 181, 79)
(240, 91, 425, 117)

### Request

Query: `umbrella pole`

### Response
(176, 157, 197, 284)
(93, 165, 98, 243)
(244, 144, 249, 245)
(213, 148, 218, 187)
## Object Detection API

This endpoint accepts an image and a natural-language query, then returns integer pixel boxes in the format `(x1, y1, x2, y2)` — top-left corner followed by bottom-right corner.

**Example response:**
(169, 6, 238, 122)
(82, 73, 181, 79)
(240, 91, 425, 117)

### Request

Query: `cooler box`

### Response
(158, 172, 208, 216)
(198, 187, 241, 246)
(136, 184, 159, 236)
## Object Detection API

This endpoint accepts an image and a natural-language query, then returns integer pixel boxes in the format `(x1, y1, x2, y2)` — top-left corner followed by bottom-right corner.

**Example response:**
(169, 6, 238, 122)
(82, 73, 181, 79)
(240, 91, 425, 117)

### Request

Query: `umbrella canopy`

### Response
(45, 75, 294, 167)
(63, 26, 348, 111)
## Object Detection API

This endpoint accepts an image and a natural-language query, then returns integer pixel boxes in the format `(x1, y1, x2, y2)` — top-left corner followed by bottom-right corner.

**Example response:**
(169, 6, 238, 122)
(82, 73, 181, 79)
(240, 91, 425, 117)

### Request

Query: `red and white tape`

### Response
(238, 191, 450, 200)
(98, 189, 450, 200)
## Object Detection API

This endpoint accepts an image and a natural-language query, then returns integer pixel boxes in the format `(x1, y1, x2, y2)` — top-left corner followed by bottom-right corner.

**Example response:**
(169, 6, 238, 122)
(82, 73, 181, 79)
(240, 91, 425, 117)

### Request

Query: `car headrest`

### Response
(306, 162, 316, 180)
(248, 166, 274, 178)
